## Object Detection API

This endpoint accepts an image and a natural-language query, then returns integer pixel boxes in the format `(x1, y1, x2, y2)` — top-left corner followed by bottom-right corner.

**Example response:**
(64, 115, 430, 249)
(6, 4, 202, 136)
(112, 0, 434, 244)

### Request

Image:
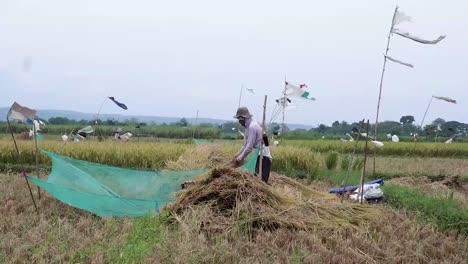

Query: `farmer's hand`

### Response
(231, 157, 243, 168)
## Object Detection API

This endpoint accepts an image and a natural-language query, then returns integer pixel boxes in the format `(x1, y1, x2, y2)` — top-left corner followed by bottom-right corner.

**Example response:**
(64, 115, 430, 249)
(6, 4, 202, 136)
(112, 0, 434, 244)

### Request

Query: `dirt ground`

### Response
(2, 171, 468, 264)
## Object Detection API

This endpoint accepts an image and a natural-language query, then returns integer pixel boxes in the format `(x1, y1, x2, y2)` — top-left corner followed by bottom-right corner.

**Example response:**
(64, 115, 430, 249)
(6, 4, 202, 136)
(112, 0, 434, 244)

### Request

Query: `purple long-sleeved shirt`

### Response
(236, 118, 262, 161)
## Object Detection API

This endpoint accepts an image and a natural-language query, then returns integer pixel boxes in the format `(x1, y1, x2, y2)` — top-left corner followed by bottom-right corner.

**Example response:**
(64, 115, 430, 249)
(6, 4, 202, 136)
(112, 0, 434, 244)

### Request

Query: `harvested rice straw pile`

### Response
(167, 167, 380, 237)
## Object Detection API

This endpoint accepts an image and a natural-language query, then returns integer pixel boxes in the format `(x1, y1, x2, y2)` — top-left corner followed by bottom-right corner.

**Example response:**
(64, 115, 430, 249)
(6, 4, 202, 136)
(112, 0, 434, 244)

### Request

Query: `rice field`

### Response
(0, 140, 190, 170)
(2, 139, 468, 173)
(1, 138, 467, 263)
(283, 139, 468, 157)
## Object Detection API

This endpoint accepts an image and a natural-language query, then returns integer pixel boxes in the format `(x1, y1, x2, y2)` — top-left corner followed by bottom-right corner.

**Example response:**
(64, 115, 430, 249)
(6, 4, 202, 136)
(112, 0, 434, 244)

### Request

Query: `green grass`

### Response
(115, 213, 171, 264)
(384, 184, 468, 235)
(463, 176, 468, 184)
(288, 249, 309, 264)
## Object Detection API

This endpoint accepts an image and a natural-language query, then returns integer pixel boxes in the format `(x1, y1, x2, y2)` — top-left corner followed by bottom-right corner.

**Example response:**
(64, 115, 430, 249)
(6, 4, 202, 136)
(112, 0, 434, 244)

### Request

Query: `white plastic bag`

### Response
(349, 183, 383, 202)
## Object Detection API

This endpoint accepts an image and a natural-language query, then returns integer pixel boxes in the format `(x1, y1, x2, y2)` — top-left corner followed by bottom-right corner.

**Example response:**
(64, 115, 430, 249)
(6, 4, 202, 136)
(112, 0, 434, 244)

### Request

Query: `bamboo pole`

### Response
(237, 85, 245, 139)
(414, 95, 434, 148)
(94, 96, 108, 140)
(6, 115, 39, 215)
(374, 6, 398, 138)
(373, 6, 399, 176)
(63, 128, 75, 146)
(259, 95, 268, 179)
(33, 120, 40, 199)
(192, 109, 199, 139)
(340, 119, 365, 203)
(238, 84, 243, 108)
(281, 78, 286, 133)
(360, 120, 370, 204)
(419, 95, 434, 132)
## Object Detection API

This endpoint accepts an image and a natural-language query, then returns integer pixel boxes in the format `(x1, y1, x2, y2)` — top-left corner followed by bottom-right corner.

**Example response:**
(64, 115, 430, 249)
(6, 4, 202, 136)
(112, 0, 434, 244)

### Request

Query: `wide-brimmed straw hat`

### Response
(233, 107, 252, 119)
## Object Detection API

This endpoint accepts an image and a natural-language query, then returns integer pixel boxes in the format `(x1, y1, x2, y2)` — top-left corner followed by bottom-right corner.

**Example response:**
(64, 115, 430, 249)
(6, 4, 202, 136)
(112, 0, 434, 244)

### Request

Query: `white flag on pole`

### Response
(391, 8, 446, 45)
(385, 55, 414, 68)
(392, 9, 412, 26)
(433, 96, 457, 104)
(284, 82, 316, 101)
(8, 102, 37, 123)
(392, 29, 446, 45)
(246, 87, 255, 94)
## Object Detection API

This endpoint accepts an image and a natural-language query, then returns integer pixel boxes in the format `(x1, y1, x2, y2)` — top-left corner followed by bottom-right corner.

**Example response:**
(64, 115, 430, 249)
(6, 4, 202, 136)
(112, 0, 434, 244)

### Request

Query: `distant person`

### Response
(231, 107, 272, 183)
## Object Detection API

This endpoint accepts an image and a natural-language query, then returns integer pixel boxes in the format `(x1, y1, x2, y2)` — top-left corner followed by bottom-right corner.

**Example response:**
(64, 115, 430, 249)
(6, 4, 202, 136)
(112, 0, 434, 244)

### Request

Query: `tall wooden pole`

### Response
(192, 109, 199, 139)
(237, 85, 244, 139)
(6, 115, 39, 215)
(33, 120, 40, 199)
(238, 84, 243, 108)
(259, 95, 268, 179)
(373, 6, 399, 176)
(414, 95, 434, 147)
(360, 119, 370, 204)
(94, 96, 107, 139)
(281, 78, 286, 133)
(419, 96, 434, 131)
(374, 6, 398, 137)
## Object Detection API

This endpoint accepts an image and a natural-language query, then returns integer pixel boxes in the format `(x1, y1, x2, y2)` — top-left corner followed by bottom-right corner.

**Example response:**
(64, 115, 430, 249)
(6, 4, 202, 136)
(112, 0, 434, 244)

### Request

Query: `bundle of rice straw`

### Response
(167, 167, 380, 237)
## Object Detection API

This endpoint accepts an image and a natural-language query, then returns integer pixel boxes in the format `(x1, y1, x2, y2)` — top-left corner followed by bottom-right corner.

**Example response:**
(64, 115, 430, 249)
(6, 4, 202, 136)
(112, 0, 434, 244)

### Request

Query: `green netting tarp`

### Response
(28, 150, 207, 218)
(31, 133, 44, 142)
(242, 146, 260, 173)
(192, 138, 209, 145)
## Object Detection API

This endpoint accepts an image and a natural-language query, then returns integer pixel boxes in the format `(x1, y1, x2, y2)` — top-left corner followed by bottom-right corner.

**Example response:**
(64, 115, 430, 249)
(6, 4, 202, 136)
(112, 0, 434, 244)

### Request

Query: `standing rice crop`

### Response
(0, 140, 190, 170)
(325, 151, 339, 170)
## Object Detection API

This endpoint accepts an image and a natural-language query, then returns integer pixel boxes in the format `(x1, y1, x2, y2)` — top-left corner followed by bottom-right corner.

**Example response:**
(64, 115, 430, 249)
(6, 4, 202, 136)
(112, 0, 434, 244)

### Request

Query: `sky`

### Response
(0, 0, 466, 126)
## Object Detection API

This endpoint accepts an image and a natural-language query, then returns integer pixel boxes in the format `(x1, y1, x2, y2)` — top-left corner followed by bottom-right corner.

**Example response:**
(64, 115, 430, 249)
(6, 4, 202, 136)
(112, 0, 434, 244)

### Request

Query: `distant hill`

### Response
(0, 107, 315, 130)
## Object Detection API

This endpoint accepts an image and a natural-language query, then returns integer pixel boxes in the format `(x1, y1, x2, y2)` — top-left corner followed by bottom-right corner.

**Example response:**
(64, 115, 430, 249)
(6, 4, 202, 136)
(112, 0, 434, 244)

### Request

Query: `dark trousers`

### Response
(255, 157, 272, 183)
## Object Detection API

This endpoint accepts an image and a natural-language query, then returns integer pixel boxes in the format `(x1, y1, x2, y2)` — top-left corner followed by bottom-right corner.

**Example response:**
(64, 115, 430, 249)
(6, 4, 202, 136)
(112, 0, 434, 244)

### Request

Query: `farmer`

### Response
(231, 107, 272, 183)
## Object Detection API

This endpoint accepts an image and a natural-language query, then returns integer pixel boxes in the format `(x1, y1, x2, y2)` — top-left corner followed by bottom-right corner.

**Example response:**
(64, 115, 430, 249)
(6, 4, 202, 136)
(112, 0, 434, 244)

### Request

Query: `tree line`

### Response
(1, 115, 467, 140)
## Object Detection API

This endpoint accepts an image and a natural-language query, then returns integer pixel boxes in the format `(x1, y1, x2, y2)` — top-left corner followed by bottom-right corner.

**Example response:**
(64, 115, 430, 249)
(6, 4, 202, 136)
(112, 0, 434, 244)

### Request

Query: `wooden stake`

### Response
(360, 120, 370, 204)
(341, 119, 365, 203)
(259, 95, 268, 179)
